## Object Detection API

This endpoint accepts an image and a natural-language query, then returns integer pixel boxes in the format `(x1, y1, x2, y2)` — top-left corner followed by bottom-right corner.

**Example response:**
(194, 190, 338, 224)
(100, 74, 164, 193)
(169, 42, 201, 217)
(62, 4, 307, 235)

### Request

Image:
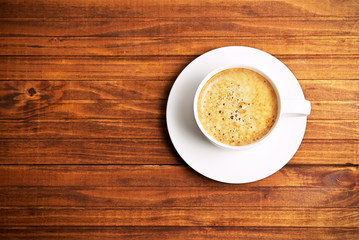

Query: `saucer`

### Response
(166, 46, 308, 184)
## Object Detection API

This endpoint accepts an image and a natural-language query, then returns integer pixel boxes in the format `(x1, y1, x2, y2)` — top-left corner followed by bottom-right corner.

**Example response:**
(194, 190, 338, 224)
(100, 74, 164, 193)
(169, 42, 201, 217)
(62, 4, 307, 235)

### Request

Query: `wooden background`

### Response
(0, 0, 358, 239)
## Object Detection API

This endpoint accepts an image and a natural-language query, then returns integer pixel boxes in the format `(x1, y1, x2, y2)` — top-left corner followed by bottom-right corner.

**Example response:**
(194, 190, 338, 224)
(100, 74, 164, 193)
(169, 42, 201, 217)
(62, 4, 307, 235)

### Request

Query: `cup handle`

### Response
(281, 99, 311, 117)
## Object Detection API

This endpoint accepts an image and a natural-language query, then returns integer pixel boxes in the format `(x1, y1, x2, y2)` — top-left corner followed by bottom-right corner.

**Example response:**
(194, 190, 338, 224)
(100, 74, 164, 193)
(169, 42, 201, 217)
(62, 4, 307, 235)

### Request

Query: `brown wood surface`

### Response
(0, 0, 358, 239)
(1, 56, 359, 80)
(0, 37, 358, 57)
(1, 227, 358, 240)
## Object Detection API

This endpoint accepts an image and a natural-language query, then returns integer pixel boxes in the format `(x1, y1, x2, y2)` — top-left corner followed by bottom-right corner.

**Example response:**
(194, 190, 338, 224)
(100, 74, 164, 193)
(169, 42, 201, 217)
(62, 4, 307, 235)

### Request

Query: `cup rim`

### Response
(193, 64, 282, 151)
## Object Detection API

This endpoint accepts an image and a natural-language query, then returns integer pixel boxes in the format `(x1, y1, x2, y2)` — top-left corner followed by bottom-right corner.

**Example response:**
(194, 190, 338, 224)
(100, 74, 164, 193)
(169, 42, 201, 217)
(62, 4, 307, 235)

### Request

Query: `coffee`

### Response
(197, 68, 278, 146)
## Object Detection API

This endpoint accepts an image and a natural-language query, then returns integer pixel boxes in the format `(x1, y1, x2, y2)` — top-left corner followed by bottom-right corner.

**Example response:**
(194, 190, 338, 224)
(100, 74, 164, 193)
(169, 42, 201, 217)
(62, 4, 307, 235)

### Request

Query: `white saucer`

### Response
(166, 46, 308, 184)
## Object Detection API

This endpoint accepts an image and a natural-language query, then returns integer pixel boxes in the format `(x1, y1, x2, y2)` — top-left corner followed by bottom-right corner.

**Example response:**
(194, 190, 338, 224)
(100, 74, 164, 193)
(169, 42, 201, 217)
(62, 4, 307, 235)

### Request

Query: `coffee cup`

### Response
(193, 65, 311, 150)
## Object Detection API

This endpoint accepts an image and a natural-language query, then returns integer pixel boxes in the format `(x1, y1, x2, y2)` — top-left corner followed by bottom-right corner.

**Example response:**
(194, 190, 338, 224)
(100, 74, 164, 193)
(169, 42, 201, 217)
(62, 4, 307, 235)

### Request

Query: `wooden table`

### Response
(0, 0, 358, 239)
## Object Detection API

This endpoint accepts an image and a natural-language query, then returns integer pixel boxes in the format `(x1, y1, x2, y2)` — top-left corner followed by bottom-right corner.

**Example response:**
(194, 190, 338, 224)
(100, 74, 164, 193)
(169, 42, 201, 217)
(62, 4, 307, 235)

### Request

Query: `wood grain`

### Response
(0, 119, 166, 139)
(0, 187, 357, 208)
(294, 140, 359, 165)
(0, 139, 180, 165)
(1, 80, 357, 102)
(309, 101, 359, 120)
(1, 80, 357, 119)
(0, 80, 358, 121)
(0, 56, 188, 81)
(1, 18, 359, 37)
(0, 119, 358, 140)
(0, 139, 358, 165)
(0, 99, 166, 120)
(1, 227, 358, 240)
(0, 164, 357, 208)
(1, 56, 358, 80)
(1, 0, 358, 18)
(1, 0, 358, 238)
(1, 207, 358, 227)
(1, 36, 358, 56)
(303, 80, 359, 101)
(305, 120, 359, 140)
(1, 80, 357, 121)
(0, 165, 356, 188)
(0, 99, 357, 120)
(1, 78, 358, 120)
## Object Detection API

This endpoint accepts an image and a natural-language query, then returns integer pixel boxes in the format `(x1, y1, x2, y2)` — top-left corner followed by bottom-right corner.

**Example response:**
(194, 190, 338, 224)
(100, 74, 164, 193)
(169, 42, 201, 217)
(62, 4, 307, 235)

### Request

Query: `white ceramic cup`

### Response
(193, 64, 311, 150)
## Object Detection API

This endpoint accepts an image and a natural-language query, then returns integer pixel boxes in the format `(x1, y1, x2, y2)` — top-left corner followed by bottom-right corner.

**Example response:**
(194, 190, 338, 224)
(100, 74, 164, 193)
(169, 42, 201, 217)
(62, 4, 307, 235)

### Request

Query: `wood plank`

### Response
(1, 79, 357, 121)
(0, 56, 188, 81)
(0, 18, 358, 38)
(309, 101, 359, 120)
(294, 140, 359, 165)
(0, 139, 180, 165)
(1, 80, 357, 121)
(0, 81, 172, 113)
(1, 226, 358, 240)
(1, 36, 358, 56)
(0, 139, 357, 165)
(305, 120, 359, 140)
(0, 119, 166, 139)
(0, 207, 357, 227)
(0, 56, 358, 80)
(0, 186, 357, 208)
(1, 80, 357, 102)
(0, 99, 357, 120)
(0, 165, 356, 188)
(0, 0, 358, 18)
(0, 99, 167, 120)
(0, 119, 357, 139)
(1, 0, 357, 237)
(303, 80, 359, 101)
(285, 56, 359, 81)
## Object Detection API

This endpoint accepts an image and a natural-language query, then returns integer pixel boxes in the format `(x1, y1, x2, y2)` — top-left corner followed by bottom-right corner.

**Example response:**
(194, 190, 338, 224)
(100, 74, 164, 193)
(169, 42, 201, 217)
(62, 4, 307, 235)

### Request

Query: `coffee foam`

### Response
(197, 68, 278, 146)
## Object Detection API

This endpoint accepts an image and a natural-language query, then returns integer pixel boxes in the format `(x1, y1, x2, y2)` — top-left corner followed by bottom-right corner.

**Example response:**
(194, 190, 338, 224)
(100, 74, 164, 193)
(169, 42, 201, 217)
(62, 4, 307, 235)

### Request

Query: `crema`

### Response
(197, 68, 278, 146)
